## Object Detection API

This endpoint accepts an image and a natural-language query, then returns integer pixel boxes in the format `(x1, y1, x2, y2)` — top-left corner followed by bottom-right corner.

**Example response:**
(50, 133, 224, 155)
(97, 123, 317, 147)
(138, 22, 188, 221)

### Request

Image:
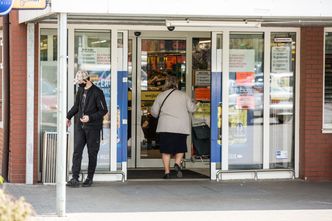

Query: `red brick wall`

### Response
(7, 12, 39, 183)
(300, 27, 332, 181)
(9, 11, 27, 183)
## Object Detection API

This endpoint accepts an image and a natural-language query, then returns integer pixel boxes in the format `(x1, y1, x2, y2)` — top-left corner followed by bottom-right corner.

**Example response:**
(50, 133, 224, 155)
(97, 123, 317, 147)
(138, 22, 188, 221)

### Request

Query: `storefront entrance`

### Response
(127, 31, 211, 173)
(39, 25, 299, 182)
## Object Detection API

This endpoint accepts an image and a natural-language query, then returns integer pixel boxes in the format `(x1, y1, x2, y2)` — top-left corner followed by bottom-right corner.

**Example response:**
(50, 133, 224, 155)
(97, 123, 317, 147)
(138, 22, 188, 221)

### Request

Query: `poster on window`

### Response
(78, 47, 111, 65)
(213, 49, 255, 73)
(230, 49, 255, 72)
(195, 70, 211, 86)
(236, 72, 254, 86)
(271, 46, 291, 73)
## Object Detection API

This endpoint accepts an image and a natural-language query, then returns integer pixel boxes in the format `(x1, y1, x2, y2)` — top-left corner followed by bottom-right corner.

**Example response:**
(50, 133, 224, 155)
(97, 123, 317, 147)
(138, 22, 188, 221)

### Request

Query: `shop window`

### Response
(324, 32, 332, 131)
(269, 32, 296, 169)
(228, 33, 264, 170)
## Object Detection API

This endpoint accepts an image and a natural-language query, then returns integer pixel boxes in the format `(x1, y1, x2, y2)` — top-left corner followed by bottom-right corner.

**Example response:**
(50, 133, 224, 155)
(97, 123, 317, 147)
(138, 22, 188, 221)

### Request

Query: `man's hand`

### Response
(80, 115, 90, 123)
(66, 119, 71, 128)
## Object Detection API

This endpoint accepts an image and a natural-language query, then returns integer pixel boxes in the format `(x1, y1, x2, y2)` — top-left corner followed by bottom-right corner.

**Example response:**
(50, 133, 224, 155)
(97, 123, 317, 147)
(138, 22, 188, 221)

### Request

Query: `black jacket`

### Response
(67, 84, 108, 130)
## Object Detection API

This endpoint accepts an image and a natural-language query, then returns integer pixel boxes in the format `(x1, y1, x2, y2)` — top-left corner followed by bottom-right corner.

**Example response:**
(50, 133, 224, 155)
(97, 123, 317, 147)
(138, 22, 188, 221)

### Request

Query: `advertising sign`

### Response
(236, 72, 254, 86)
(0, 0, 14, 15)
(195, 87, 211, 101)
(13, 0, 46, 9)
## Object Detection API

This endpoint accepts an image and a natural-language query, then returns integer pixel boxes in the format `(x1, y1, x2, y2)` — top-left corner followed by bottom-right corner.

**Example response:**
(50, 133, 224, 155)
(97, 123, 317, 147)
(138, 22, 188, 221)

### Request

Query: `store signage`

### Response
(271, 46, 291, 73)
(236, 72, 254, 86)
(78, 47, 110, 65)
(274, 38, 292, 43)
(230, 49, 255, 72)
(141, 91, 161, 101)
(0, 0, 14, 15)
(195, 87, 210, 101)
(195, 70, 210, 86)
(13, 0, 47, 9)
(214, 49, 255, 73)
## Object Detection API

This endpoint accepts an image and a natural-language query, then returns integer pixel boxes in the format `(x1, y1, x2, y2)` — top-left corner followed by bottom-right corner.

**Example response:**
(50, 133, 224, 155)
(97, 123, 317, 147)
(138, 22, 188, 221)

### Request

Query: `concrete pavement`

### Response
(2, 180, 332, 220)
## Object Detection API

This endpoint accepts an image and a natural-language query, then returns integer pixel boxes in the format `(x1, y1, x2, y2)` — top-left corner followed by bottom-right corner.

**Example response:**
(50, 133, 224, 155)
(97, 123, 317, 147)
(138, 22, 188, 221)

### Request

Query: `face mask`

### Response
(79, 83, 86, 88)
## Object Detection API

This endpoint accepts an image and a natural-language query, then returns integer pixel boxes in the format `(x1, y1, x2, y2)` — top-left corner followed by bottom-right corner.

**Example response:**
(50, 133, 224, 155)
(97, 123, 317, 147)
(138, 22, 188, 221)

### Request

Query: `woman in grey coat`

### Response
(151, 75, 198, 179)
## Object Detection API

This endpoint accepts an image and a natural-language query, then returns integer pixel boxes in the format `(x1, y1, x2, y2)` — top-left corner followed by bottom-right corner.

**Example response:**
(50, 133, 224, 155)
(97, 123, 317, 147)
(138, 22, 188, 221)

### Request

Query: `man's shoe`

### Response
(82, 178, 93, 187)
(163, 173, 171, 179)
(174, 163, 183, 178)
(66, 178, 80, 187)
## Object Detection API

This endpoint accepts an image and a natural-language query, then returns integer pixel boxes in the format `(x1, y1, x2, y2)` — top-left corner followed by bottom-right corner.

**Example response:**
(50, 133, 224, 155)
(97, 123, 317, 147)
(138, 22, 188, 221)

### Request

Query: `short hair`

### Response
(163, 74, 178, 90)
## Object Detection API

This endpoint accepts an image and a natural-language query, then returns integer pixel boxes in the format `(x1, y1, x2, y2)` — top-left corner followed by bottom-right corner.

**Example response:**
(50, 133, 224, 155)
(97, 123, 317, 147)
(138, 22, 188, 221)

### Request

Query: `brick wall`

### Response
(9, 11, 27, 183)
(300, 27, 332, 181)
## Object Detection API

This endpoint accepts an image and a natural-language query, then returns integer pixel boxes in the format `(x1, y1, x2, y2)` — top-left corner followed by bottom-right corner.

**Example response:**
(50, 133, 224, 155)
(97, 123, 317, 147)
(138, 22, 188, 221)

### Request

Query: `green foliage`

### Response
(0, 189, 34, 221)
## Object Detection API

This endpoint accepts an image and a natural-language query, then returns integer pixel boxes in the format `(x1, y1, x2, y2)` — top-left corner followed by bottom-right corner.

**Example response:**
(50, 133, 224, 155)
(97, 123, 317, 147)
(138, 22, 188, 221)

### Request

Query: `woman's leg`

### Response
(162, 153, 171, 174)
(175, 153, 184, 166)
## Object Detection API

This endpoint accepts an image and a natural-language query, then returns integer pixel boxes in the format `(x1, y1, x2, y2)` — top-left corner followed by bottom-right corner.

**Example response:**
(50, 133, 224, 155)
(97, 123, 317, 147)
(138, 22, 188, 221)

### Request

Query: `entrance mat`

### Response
(127, 169, 209, 179)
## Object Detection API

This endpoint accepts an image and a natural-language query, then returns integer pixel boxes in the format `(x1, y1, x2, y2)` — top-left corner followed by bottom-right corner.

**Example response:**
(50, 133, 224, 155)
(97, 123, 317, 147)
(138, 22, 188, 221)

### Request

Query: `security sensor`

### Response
(134, 31, 141, 37)
(167, 25, 175, 31)
(165, 20, 175, 31)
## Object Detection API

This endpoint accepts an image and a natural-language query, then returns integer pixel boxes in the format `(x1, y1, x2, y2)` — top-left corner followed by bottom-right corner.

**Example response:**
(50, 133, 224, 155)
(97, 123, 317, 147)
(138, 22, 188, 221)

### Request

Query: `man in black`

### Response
(66, 70, 108, 187)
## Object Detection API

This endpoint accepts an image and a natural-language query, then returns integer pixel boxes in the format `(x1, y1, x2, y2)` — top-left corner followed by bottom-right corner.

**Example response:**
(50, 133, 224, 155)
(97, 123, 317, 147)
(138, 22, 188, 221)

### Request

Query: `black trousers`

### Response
(72, 125, 101, 180)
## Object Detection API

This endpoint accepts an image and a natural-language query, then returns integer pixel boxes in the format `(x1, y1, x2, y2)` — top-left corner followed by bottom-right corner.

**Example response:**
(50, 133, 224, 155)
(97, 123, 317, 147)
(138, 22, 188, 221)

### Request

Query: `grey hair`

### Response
(163, 75, 178, 90)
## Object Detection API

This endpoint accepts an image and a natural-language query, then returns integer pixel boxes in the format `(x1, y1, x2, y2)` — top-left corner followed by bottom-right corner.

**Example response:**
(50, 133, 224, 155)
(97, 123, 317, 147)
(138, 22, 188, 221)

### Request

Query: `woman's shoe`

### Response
(163, 173, 170, 179)
(174, 163, 183, 178)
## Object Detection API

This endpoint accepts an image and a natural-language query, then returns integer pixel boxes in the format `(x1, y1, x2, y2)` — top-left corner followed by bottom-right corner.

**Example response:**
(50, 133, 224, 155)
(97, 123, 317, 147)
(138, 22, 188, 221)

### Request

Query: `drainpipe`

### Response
(2, 15, 10, 181)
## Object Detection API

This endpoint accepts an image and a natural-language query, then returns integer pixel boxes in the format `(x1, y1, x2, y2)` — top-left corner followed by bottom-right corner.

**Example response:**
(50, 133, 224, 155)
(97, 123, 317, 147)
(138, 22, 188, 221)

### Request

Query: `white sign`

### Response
(229, 49, 255, 72)
(271, 46, 291, 73)
(214, 49, 255, 73)
(274, 38, 293, 43)
(276, 150, 288, 159)
(78, 47, 110, 65)
(195, 70, 210, 86)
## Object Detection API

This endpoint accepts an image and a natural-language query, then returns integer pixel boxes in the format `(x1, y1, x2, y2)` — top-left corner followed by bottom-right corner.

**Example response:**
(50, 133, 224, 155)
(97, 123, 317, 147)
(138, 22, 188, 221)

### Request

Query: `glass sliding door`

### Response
(228, 33, 264, 169)
(269, 32, 296, 169)
(74, 31, 111, 170)
(138, 38, 186, 166)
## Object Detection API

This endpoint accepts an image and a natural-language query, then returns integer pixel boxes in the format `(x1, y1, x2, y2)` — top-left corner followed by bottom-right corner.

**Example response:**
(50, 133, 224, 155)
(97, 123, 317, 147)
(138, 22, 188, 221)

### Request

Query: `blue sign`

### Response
(0, 0, 14, 15)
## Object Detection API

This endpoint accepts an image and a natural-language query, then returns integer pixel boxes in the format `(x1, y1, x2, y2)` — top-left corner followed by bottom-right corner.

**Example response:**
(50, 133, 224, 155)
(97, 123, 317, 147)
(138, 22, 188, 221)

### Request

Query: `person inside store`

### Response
(66, 70, 108, 187)
(151, 74, 198, 179)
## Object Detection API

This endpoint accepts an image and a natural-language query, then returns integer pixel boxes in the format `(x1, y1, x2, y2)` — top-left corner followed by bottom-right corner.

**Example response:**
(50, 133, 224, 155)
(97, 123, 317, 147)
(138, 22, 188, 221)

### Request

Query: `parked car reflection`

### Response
(229, 83, 294, 124)
(41, 81, 57, 131)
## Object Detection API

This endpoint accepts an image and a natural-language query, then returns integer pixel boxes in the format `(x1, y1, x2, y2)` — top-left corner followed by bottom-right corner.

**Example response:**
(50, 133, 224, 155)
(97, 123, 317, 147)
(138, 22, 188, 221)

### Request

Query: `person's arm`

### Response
(67, 89, 80, 120)
(88, 89, 108, 122)
(150, 95, 161, 118)
(186, 95, 198, 113)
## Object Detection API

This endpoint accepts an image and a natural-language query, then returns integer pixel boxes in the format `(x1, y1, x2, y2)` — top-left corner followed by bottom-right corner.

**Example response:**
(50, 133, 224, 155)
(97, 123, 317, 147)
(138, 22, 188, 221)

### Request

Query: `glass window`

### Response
(74, 31, 111, 170)
(40, 29, 58, 134)
(228, 33, 264, 170)
(324, 32, 332, 129)
(269, 32, 296, 169)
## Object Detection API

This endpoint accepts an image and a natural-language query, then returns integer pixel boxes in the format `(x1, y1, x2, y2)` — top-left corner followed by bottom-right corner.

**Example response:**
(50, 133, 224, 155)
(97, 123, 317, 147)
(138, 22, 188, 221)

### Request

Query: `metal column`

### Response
(56, 13, 67, 217)
(26, 23, 35, 185)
